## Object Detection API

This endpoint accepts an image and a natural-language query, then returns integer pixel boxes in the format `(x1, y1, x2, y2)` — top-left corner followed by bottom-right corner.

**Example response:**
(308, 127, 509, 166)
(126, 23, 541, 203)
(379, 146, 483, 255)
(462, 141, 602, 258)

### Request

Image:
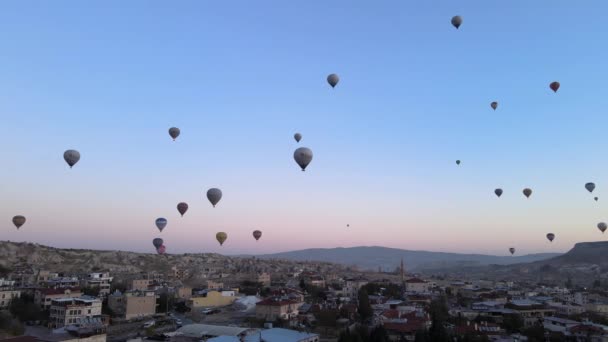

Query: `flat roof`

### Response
(177, 324, 251, 337)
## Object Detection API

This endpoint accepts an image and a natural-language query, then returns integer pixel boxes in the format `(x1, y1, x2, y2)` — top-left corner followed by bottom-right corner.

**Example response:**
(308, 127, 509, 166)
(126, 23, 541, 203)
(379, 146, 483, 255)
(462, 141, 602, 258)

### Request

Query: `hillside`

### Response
(0, 241, 343, 285)
(423, 241, 608, 285)
(256, 246, 560, 271)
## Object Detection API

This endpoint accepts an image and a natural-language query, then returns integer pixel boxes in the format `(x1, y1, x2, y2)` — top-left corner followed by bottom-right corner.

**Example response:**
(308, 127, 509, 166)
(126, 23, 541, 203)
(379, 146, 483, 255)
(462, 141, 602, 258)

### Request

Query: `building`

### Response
(255, 298, 302, 321)
(207, 328, 320, 342)
(586, 301, 608, 317)
(207, 280, 224, 290)
(547, 301, 585, 316)
(176, 324, 255, 339)
(505, 300, 555, 327)
(81, 273, 113, 297)
(177, 286, 193, 300)
(108, 290, 157, 320)
(405, 278, 431, 293)
(47, 277, 80, 288)
(130, 279, 152, 292)
(543, 316, 579, 333)
(309, 277, 325, 288)
(35, 287, 83, 310)
(258, 273, 271, 287)
(49, 296, 103, 328)
(0, 289, 20, 309)
(36, 270, 59, 285)
(187, 290, 237, 308)
(343, 278, 369, 298)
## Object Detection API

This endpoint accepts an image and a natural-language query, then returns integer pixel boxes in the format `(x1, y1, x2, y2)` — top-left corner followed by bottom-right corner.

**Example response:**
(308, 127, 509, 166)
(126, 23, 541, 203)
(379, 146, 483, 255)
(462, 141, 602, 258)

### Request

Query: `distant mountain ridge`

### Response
(255, 246, 561, 271)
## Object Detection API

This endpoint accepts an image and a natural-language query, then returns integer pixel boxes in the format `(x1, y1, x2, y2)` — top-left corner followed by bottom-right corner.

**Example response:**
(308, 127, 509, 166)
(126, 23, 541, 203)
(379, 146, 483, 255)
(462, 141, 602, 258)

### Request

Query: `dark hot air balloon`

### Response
(523, 188, 532, 198)
(550, 81, 560, 93)
(155, 218, 167, 232)
(546, 233, 555, 242)
(456, 160, 461, 165)
(451, 16, 463, 29)
(495, 189, 503, 198)
(253, 230, 262, 241)
(491, 102, 498, 110)
(585, 183, 596, 193)
(294, 133, 302, 143)
(509, 247, 515, 255)
(169, 127, 180, 141)
(294, 147, 313, 171)
(207, 188, 222, 207)
(153, 238, 163, 249)
(177, 202, 189, 217)
(327, 74, 339, 88)
(598, 222, 607, 234)
(64, 150, 80, 168)
(12, 215, 26, 229)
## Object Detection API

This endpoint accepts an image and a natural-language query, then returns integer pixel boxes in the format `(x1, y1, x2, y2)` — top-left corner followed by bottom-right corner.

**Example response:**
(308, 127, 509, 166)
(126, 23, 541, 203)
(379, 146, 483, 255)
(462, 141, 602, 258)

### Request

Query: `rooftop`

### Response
(176, 324, 252, 338)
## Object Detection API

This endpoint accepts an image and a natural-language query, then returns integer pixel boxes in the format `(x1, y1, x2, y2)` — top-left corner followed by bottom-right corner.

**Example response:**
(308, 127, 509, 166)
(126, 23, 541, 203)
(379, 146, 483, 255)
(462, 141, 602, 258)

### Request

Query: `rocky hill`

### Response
(423, 241, 608, 286)
(0, 241, 345, 285)
(256, 246, 560, 271)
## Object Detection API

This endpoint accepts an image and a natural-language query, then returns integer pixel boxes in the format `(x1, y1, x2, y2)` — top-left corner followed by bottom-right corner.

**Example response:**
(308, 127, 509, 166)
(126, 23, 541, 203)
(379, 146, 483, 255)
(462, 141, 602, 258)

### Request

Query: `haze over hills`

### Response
(255, 246, 561, 271)
(416, 241, 608, 285)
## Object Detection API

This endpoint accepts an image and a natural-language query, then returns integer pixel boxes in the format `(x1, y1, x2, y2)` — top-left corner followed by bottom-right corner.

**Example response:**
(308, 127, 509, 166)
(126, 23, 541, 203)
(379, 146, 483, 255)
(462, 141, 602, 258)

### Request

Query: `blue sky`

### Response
(1, 1, 608, 255)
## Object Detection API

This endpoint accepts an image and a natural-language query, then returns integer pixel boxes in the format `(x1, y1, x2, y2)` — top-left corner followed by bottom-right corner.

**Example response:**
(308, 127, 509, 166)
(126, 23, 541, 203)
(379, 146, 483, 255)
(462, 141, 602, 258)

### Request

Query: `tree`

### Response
(156, 293, 174, 313)
(357, 288, 373, 321)
(522, 325, 545, 342)
(9, 295, 46, 322)
(82, 286, 100, 297)
(299, 278, 306, 290)
(502, 314, 524, 333)
(565, 277, 573, 289)
(369, 325, 390, 342)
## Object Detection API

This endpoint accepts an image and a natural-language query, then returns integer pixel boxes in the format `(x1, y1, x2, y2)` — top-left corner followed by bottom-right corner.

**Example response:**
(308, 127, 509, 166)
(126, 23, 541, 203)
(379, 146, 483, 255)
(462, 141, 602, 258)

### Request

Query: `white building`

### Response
(49, 296, 103, 328)
(405, 278, 431, 293)
(0, 289, 20, 309)
(82, 273, 113, 297)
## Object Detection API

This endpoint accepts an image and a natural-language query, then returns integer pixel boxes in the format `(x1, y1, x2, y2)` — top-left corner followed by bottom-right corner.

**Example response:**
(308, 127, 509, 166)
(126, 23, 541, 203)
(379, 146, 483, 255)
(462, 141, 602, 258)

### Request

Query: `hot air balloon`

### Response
(451, 16, 463, 29)
(177, 202, 189, 217)
(491, 102, 498, 110)
(12, 215, 26, 229)
(585, 183, 596, 193)
(495, 189, 503, 198)
(327, 74, 339, 88)
(253, 230, 262, 241)
(509, 247, 515, 255)
(294, 133, 302, 143)
(157, 245, 166, 254)
(207, 188, 222, 207)
(294, 147, 313, 171)
(523, 188, 532, 198)
(155, 218, 167, 232)
(456, 160, 461, 165)
(169, 127, 180, 141)
(216, 232, 227, 246)
(595, 197, 599, 201)
(550, 81, 560, 93)
(153, 238, 163, 249)
(546, 233, 555, 242)
(598, 222, 607, 234)
(63, 150, 80, 168)
(347, 224, 350, 228)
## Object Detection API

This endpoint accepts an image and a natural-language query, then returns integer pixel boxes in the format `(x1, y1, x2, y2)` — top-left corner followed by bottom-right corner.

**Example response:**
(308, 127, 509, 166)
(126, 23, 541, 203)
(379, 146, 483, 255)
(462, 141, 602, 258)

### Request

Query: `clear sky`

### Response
(1, 1, 608, 256)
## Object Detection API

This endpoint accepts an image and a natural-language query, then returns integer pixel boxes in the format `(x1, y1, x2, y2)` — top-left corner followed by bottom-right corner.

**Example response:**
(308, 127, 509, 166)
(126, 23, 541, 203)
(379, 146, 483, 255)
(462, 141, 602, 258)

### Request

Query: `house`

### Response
(258, 273, 271, 287)
(0, 289, 20, 309)
(405, 278, 430, 293)
(586, 301, 608, 317)
(35, 287, 83, 310)
(81, 273, 113, 297)
(129, 279, 152, 292)
(107, 290, 157, 320)
(207, 280, 224, 290)
(46, 277, 80, 288)
(543, 316, 579, 333)
(547, 301, 585, 316)
(48, 296, 103, 328)
(187, 290, 237, 308)
(255, 298, 303, 321)
(36, 270, 59, 285)
(505, 300, 555, 327)
(177, 286, 193, 300)
(343, 278, 368, 298)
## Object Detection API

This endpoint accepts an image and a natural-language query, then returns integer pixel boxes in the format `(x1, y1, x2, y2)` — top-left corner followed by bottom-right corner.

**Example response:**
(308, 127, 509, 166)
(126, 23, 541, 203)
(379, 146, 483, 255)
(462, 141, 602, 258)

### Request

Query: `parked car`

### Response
(143, 320, 156, 328)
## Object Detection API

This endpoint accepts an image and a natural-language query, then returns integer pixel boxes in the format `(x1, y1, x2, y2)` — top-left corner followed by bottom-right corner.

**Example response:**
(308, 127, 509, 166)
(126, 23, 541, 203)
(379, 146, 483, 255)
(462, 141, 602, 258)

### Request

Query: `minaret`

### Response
(400, 258, 405, 288)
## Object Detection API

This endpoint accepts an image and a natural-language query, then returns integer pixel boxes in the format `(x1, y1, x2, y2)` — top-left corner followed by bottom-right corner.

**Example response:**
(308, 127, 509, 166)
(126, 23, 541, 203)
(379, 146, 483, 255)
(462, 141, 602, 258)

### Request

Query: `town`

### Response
(2, 248, 608, 342)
